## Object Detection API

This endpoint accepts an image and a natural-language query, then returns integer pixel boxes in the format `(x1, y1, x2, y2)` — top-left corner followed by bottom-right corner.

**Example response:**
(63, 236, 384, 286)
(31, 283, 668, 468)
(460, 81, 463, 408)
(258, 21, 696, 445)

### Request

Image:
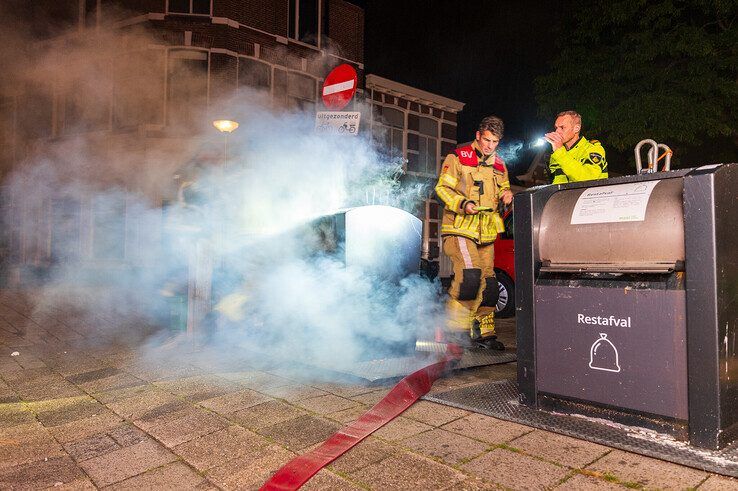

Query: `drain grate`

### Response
(424, 379, 738, 477)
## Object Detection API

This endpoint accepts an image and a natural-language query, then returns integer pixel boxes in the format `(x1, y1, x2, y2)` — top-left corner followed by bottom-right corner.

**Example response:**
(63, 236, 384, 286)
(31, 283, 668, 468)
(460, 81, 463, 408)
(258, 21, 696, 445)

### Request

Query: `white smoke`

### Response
(0, 16, 441, 373)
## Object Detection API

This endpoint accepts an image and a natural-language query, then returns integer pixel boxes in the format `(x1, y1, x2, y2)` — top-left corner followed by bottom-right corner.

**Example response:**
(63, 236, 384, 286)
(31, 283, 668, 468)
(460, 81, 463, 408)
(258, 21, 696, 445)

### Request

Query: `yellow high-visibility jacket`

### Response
(549, 136, 608, 184)
(435, 141, 510, 244)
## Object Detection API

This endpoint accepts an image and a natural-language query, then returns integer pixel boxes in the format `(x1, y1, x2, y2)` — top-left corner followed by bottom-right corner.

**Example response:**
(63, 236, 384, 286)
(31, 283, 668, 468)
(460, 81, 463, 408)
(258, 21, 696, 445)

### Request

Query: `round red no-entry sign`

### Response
(322, 64, 358, 110)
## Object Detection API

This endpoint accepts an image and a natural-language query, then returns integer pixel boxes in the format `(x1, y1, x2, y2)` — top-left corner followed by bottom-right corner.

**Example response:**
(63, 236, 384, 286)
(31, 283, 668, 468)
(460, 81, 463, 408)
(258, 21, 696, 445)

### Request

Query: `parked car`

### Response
(493, 207, 515, 318)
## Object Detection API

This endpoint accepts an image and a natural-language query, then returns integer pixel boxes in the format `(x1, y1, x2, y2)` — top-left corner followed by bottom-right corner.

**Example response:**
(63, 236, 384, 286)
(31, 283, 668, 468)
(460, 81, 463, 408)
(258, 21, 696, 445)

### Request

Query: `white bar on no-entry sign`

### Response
(323, 80, 355, 96)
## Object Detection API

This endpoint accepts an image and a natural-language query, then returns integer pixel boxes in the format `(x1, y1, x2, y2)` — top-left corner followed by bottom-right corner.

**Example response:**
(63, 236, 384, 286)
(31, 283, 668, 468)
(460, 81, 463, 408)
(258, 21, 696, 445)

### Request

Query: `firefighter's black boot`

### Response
(474, 335, 505, 351)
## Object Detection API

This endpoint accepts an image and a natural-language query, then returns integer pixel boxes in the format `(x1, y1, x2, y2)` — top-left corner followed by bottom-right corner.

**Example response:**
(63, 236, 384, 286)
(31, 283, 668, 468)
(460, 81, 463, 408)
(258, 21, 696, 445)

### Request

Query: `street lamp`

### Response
(212, 119, 239, 168)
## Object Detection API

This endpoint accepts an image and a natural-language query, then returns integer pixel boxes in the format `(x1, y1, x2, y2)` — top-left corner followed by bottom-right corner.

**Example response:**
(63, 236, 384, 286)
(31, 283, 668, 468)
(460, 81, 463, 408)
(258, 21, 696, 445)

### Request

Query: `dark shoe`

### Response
(474, 336, 505, 351)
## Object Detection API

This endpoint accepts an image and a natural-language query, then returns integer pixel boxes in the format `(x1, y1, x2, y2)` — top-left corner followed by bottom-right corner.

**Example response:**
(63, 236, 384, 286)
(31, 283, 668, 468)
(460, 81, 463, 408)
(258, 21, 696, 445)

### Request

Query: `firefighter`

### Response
(435, 116, 513, 350)
(545, 110, 608, 184)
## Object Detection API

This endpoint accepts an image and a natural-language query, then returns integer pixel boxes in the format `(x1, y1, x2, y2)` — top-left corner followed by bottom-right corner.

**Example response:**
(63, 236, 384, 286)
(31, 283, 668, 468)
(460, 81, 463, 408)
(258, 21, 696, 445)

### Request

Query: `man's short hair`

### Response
(478, 116, 504, 139)
(556, 110, 582, 126)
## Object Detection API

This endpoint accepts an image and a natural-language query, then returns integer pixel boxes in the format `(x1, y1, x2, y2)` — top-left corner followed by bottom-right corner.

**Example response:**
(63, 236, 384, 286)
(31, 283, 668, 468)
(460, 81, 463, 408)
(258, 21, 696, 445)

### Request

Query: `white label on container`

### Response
(570, 181, 660, 224)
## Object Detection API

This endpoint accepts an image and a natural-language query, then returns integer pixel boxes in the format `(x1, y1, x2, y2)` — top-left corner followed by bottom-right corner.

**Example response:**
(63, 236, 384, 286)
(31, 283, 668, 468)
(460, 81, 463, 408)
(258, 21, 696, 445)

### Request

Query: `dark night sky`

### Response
(361, 0, 565, 146)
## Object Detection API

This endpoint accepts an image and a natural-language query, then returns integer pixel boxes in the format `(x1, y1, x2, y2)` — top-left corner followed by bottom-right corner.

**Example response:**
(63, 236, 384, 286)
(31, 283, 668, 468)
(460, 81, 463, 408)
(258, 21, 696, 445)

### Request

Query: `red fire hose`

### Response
(260, 344, 463, 491)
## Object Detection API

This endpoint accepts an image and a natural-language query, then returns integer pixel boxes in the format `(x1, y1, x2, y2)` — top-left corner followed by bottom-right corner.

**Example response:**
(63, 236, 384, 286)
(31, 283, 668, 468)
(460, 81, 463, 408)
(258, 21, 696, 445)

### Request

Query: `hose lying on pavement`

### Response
(260, 344, 463, 491)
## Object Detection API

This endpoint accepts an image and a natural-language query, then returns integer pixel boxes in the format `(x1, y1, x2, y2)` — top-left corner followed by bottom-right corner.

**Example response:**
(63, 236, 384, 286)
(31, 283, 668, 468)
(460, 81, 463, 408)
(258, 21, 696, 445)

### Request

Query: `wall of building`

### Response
(0, 0, 459, 281)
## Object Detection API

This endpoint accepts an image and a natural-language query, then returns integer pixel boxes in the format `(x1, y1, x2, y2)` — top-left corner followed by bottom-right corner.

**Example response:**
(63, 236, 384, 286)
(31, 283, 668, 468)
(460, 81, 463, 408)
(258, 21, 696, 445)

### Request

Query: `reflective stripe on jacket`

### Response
(548, 136, 608, 184)
(435, 141, 510, 244)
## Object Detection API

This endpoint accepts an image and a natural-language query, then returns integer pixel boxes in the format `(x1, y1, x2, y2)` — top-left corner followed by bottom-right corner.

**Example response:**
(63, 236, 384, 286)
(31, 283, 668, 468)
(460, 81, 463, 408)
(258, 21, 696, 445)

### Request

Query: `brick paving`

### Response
(0, 290, 736, 490)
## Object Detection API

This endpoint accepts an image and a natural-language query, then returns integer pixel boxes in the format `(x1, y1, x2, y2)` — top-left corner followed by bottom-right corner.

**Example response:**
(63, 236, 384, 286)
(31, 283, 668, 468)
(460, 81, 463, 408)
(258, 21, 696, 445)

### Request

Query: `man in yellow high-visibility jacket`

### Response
(546, 110, 608, 184)
(435, 116, 513, 350)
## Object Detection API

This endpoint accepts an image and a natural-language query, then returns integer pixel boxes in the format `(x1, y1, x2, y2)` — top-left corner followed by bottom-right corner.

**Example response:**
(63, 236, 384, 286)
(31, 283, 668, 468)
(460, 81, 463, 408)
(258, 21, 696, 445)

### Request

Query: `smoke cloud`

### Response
(0, 10, 441, 375)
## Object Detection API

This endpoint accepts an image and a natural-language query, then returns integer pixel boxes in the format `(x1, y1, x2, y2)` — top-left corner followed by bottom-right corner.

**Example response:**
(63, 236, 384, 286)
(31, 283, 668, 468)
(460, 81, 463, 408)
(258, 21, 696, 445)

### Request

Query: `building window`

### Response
(289, 0, 319, 45)
(50, 198, 81, 263)
(0, 97, 15, 170)
(93, 195, 126, 260)
(238, 58, 271, 91)
(18, 84, 53, 139)
(63, 61, 111, 134)
(167, 50, 208, 129)
(167, 0, 210, 15)
(83, 0, 99, 29)
(273, 69, 316, 111)
(114, 49, 166, 128)
(372, 106, 404, 160)
(407, 116, 438, 175)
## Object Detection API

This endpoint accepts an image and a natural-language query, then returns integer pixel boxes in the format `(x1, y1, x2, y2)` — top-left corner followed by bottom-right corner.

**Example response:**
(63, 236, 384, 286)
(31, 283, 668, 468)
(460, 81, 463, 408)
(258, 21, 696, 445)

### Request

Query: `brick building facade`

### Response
(0, 0, 463, 281)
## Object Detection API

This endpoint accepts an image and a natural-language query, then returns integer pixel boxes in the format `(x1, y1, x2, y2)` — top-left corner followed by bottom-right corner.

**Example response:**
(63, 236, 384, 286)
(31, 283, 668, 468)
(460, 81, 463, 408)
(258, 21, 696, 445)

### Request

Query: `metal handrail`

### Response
(635, 139, 672, 173)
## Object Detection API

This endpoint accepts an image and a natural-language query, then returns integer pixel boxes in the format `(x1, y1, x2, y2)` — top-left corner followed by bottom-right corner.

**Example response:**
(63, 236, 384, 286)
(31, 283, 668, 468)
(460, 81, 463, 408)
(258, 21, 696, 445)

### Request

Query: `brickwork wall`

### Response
(327, 0, 363, 63)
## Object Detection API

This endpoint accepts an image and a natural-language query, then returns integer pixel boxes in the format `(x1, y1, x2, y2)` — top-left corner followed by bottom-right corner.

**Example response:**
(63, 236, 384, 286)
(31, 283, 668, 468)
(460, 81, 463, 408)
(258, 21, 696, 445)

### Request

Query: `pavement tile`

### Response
(301, 468, 363, 490)
(2, 366, 54, 385)
(258, 414, 340, 451)
(66, 366, 122, 384)
(400, 428, 489, 465)
(462, 448, 569, 489)
(174, 425, 270, 471)
(585, 450, 709, 489)
(0, 456, 86, 489)
(64, 433, 121, 462)
(47, 476, 98, 490)
(108, 423, 149, 447)
(329, 437, 397, 474)
(15, 377, 84, 401)
(33, 396, 106, 427)
(511, 430, 611, 468)
(555, 472, 628, 489)
(699, 474, 738, 490)
(443, 475, 500, 490)
(0, 420, 52, 445)
(108, 390, 188, 421)
(349, 387, 391, 406)
(229, 400, 306, 430)
(124, 360, 204, 382)
(94, 382, 161, 405)
(79, 439, 178, 487)
(47, 409, 125, 444)
(373, 416, 434, 442)
(76, 372, 147, 393)
(0, 442, 66, 470)
(135, 406, 230, 448)
(154, 374, 241, 402)
(206, 444, 295, 490)
(310, 382, 375, 398)
(441, 413, 533, 445)
(219, 370, 292, 390)
(198, 388, 273, 414)
(325, 404, 370, 424)
(294, 393, 360, 415)
(106, 461, 208, 490)
(0, 392, 20, 404)
(52, 356, 113, 377)
(259, 383, 329, 402)
(0, 402, 36, 428)
(351, 450, 466, 490)
(402, 400, 470, 427)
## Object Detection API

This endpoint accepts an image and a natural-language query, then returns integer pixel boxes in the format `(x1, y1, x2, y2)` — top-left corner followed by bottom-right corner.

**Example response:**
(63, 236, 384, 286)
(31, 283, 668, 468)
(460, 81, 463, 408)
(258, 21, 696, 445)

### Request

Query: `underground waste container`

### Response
(514, 163, 738, 449)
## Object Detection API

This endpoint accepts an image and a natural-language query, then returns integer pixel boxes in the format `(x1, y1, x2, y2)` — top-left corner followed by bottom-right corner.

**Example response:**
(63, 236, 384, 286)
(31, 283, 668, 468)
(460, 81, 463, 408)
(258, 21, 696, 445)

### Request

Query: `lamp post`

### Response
(212, 119, 239, 168)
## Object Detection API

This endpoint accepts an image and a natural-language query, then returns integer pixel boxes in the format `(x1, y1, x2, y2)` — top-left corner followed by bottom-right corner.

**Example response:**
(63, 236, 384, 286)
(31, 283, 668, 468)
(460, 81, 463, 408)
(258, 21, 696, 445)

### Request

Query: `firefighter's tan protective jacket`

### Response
(435, 141, 510, 244)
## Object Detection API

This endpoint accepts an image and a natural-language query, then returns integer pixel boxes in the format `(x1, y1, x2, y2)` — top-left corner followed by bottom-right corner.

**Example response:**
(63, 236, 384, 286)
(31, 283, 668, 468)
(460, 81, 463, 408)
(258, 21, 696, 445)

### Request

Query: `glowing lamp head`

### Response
(212, 119, 239, 133)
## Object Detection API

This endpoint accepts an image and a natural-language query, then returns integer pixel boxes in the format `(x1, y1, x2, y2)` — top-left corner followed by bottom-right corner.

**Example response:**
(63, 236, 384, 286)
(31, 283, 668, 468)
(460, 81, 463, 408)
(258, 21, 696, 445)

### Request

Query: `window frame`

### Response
(166, 0, 212, 16)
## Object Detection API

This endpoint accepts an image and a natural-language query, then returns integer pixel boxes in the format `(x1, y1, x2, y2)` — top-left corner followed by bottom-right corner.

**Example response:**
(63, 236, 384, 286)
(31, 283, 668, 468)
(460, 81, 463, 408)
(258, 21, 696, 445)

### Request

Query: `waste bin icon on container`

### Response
(589, 333, 621, 373)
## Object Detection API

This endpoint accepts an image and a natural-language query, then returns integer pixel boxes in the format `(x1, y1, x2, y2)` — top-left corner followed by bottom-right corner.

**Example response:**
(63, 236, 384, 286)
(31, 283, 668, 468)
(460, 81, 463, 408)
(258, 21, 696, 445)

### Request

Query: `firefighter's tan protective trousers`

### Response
(443, 235, 496, 337)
